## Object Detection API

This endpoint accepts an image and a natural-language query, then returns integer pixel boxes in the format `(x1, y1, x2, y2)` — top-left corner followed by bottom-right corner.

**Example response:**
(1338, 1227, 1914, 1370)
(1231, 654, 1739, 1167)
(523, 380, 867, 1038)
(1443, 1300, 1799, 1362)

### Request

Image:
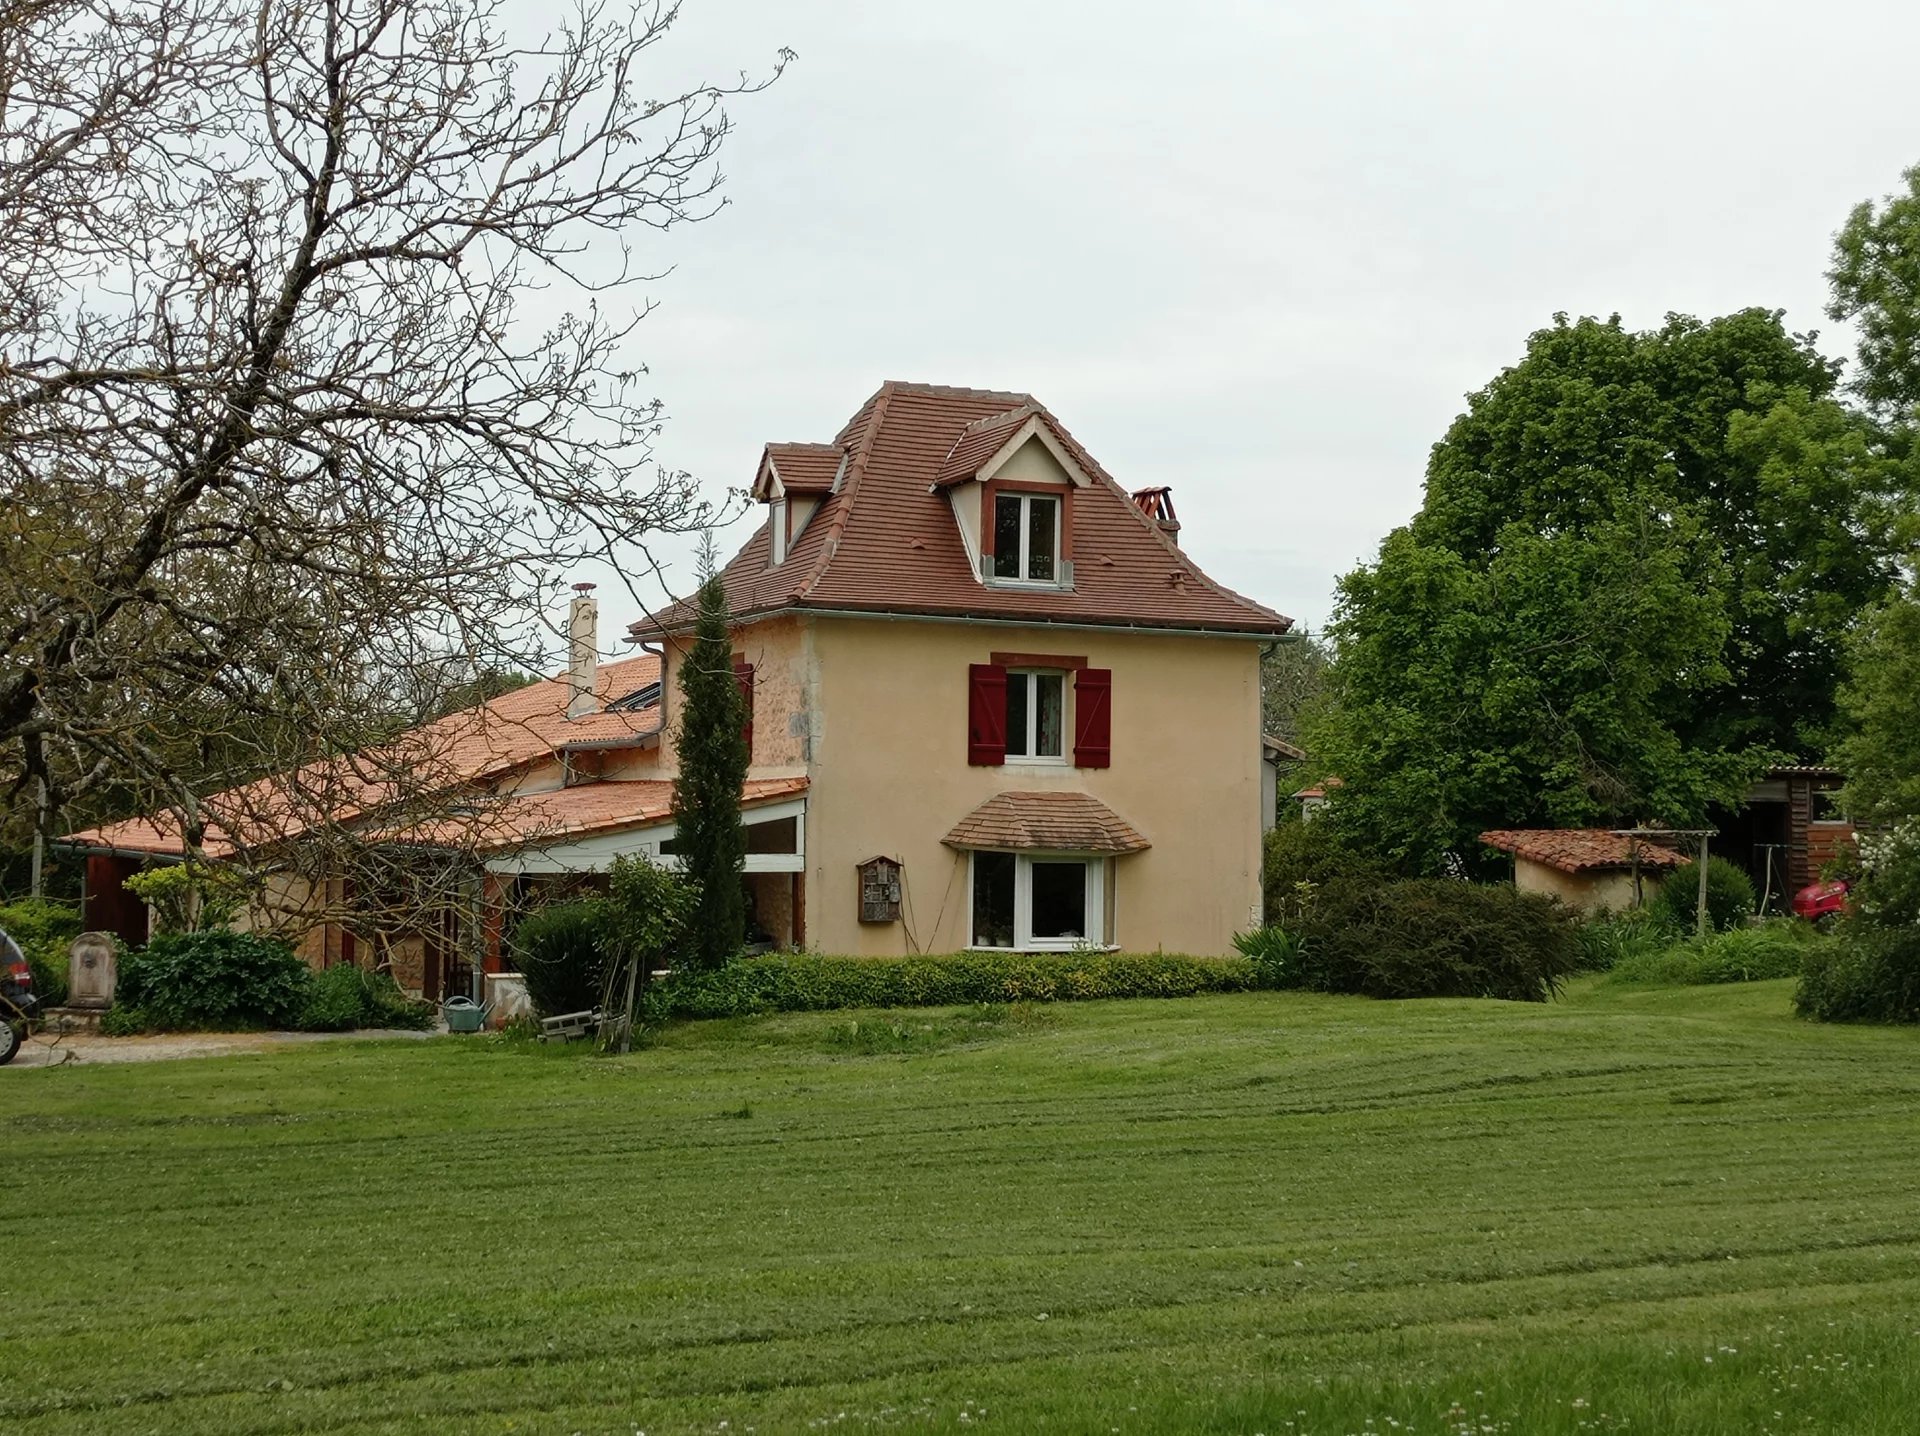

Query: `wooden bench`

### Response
(538, 1008, 603, 1043)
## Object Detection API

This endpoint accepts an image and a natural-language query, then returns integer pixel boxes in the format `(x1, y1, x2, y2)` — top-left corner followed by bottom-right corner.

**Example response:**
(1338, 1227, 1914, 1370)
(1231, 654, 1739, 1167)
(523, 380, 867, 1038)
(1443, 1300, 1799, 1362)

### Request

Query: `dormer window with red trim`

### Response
(991, 492, 1060, 583)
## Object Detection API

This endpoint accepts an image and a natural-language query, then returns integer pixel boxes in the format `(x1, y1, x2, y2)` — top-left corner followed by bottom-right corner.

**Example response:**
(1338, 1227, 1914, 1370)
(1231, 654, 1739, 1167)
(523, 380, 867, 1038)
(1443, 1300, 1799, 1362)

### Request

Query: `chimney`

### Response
(567, 582, 599, 719)
(1131, 486, 1181, 547)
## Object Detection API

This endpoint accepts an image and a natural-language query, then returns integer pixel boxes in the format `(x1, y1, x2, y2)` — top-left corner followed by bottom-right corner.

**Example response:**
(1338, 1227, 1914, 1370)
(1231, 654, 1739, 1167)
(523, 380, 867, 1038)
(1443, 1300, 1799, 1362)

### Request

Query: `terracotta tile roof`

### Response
(66, 655, 662, 858)
(760, 442, 843, 496)
(934, 404, 1039, 486)
(384, 777, 809, 852)
(1479, 828, 1691, 876)
(942, 790, 1151, 854)
(634, 381, 1292, 639)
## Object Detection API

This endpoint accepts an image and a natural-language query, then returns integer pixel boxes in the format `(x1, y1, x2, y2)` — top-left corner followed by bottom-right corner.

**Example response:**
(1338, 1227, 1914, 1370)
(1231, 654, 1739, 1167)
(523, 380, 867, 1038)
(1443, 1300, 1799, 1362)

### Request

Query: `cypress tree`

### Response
(671, 550, 748, 969)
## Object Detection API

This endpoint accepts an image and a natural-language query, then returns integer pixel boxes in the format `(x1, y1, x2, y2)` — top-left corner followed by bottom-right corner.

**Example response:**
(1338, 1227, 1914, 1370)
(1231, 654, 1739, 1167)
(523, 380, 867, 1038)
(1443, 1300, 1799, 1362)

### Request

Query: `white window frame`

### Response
(1004, 668, 1068, 766)
(968, 850, 1111, 952)
(770, 499, 788, 566)
(989, 491, 1062, 586)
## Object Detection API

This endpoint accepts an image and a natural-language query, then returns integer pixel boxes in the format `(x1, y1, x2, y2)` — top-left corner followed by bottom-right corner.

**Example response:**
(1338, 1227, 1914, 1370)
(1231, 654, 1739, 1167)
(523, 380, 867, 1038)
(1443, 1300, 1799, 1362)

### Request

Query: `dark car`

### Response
(0, 926, 39, 1066)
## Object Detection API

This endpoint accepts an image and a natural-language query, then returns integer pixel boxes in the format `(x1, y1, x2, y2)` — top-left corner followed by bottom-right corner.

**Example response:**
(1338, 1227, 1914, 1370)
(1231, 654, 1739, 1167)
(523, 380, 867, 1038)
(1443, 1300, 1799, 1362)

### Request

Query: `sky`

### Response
(558, 0, 1920, 656)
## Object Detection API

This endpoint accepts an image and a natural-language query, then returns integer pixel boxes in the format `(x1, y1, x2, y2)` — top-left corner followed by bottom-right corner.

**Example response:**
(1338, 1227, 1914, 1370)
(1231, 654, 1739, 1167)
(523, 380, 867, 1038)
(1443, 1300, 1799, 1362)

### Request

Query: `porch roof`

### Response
(942, 791, 1150, 855)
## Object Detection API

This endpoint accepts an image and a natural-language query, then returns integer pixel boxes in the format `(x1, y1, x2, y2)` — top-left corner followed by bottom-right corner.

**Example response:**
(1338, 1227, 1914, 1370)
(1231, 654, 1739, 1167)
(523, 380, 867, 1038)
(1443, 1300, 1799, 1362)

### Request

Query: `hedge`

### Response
(643, 951, 1260, 1021)
(1795, 926, 1920, 1024)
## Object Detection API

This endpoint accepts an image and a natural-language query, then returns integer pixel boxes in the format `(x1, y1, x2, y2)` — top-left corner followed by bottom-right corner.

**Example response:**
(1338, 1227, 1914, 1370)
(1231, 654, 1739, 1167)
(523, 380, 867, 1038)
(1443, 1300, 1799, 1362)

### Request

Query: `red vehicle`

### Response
(1792, 878, 1852, 926)
(1, 928, 40, 1066)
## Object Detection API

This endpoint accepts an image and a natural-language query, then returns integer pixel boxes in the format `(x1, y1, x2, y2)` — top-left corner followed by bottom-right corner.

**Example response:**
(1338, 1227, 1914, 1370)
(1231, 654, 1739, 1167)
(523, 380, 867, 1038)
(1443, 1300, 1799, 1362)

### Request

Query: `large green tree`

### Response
(1315, 309, 1900, 872)
(670, 557, 749, 970)
(1829, 163, 1920, 426)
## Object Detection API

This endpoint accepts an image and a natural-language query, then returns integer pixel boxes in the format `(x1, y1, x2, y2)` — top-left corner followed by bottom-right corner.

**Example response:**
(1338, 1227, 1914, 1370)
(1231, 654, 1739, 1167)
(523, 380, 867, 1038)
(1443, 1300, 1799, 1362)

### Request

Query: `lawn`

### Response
(4, 980, 1918, 1435)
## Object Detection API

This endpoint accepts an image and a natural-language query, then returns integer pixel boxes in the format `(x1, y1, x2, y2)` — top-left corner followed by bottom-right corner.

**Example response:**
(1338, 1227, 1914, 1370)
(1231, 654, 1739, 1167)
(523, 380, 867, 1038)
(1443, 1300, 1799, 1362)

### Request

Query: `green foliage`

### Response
(511, 900, 613, 1018)
(1795, 925, 1920, 1024)
(297, 964, 433, 1032)
(1851, 824, 1920, 931)
(0, 896, 80, 1004)
(113, 929, 311, 1031)
(1573, 907, 1670, 971)
(1260, 819, 1389, 920)
(605, 853, 699, 981)
(123, 862, 251, 935)
(1231, 925, 1303, 987)
(1609, 922, 1816, 986)
(1835, 579, 1920, 832)
(1828, 162, 1920, 420)
(1314, 309, 1901, 872)
(672, 558, 749, 970)
(643, 951, 1259, 1021)
(1270, 879, 1583, 1003)
(1647, 857, 1756, 934)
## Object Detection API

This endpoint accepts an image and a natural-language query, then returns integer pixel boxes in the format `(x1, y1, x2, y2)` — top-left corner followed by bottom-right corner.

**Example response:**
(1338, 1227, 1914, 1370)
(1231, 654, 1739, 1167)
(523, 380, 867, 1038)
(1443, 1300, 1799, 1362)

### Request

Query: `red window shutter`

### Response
(733, 661, 755, 757)
(967, 663, 1007, 765)
(1073, 667, 1111, 768)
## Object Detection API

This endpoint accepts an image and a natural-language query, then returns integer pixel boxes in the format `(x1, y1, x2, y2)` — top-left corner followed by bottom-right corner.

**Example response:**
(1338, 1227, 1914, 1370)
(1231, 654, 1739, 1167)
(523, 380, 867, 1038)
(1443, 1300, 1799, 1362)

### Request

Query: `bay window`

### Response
(969, 852, 1111, 950)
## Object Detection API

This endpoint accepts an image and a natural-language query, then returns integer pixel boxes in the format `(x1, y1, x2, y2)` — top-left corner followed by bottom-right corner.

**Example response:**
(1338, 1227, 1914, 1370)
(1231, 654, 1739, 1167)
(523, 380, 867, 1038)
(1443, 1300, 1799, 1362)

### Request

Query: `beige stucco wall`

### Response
(990, 434, 1072, 487)
(796, 616, 1263, 956)
(1513, 857, 1661, 915)
(658, 613, 813, 778)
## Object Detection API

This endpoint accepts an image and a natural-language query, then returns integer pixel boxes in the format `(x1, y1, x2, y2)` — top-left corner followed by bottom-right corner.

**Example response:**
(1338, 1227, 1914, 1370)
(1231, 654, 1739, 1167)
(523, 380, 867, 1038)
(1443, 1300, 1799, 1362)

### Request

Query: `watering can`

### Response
(443, 995, 492, 1034)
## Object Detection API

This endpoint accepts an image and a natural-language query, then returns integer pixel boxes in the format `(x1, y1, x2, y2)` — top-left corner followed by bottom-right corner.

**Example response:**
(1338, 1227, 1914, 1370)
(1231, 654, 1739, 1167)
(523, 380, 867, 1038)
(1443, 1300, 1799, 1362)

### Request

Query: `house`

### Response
(65, 380, 1291, 982)
(633, 381, 1292, 956)
(1478, 828, 1686, 914)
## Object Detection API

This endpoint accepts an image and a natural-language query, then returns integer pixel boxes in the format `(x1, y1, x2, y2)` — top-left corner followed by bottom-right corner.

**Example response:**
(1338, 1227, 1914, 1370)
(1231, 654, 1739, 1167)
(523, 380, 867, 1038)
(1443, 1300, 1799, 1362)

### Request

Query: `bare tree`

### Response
(1, 0, 784, 884)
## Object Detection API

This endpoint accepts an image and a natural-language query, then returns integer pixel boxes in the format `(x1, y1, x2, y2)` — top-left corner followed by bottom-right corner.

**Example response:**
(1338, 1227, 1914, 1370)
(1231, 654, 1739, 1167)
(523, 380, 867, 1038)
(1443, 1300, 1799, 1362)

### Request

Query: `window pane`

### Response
(1034, 672, 1064, 757)
(1030, 861, 1087, 940)
(1004, 671, 1029, 757)
(992, 495, 1021, 579)
(972, 852, 1016, 948)
(1026, 495, 1057, 580)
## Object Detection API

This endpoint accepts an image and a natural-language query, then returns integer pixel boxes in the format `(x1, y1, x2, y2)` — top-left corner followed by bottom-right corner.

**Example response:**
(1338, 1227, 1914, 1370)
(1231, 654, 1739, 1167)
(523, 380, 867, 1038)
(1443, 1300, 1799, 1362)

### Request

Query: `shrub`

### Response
(511, 900, 613, 1018)
(1232, 925, 1304, 987)
(113, 929, 311, 1031)
(122, 862, 251, 935)
(1609, 921, 1815, 986)
(0, 896, 80, 1005)
(1795, 926, 1920, 1024)
(1277, 879, 1582, 1002)
(1573, 907, 1669, 971)
(297, 964, 434, 1032)
(1648, 857, 1755, 934)
(642, 951, 1260, 1022)
(1261, 820, 1391, 925)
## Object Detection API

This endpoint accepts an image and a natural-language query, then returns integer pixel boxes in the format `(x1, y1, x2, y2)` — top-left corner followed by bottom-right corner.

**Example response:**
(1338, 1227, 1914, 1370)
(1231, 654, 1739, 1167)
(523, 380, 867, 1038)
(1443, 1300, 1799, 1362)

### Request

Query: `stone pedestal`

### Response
(67, 932, 118, 1010)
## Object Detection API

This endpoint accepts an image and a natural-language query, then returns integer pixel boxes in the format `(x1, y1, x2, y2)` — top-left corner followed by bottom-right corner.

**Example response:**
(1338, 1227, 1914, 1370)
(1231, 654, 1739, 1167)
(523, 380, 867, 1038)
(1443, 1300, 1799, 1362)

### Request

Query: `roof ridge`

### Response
(794, 381, 898, 604)
(879, 379, 1034, 404)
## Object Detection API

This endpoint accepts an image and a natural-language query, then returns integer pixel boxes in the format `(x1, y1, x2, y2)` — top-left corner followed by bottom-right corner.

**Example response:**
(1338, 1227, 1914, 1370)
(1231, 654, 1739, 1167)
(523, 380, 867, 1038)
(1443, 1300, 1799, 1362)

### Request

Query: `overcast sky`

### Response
(567, 0, 1920, 655)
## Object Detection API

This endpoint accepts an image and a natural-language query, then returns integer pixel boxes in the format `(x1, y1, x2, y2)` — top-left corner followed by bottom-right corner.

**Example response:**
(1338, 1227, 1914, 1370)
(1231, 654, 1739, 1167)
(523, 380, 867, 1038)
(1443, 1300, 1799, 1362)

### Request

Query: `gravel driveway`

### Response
(5, 1027, 442, 1069)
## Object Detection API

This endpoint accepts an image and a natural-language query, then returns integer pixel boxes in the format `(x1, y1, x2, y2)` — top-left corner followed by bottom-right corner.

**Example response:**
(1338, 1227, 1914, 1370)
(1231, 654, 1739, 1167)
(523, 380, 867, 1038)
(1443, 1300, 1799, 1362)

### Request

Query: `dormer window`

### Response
(991, 492, 1059, 583)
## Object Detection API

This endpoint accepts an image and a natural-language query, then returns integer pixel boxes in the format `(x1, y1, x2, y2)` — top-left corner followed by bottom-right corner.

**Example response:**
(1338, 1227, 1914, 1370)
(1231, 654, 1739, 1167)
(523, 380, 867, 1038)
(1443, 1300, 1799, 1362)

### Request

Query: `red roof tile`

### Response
(385, 777, 809, 852)
(635, 382, 1292, 639)
(942, 791, 1150, 854)
(758, 442, 843, 497)
(66, 655, 662, 857)
(1479, 828, 1691, 875)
